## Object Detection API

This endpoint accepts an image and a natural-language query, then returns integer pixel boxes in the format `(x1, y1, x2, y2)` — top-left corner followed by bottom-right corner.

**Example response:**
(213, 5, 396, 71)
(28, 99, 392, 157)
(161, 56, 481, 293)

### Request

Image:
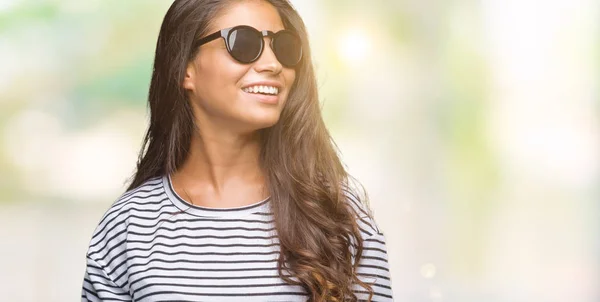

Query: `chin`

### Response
(244, 113, 281, 131)
(255, 117, 280, 129)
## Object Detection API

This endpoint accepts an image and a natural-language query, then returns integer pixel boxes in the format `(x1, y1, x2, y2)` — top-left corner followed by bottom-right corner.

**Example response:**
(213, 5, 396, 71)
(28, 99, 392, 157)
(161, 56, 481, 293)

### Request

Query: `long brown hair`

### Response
(128, 0, 375, 300)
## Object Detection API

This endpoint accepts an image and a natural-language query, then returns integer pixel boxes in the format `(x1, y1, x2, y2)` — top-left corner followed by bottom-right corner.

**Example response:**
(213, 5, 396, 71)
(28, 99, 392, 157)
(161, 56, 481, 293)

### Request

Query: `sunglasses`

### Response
(193, 25, 303, 68)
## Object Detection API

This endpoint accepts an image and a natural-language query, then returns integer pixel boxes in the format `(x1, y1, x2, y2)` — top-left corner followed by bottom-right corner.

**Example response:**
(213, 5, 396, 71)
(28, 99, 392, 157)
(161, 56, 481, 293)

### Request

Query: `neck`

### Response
(171, 126, 268, 204)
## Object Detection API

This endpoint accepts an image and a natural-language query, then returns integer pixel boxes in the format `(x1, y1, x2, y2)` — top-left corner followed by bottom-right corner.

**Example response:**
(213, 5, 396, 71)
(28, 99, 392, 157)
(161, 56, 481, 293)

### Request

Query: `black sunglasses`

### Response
(193, 25, 303, 68)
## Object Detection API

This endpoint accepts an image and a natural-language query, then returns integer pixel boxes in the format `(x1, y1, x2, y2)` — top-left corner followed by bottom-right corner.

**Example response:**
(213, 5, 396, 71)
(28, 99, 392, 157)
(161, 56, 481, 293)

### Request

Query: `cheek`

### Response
(196, 56, 247, 100)
(284, 69, 297, 98)
(289, 68, 297, 83)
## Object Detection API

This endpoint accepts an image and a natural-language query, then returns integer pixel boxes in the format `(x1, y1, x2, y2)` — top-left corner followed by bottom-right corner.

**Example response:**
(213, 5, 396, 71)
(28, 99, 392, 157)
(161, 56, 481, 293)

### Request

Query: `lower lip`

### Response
(242, 90, 280, 104)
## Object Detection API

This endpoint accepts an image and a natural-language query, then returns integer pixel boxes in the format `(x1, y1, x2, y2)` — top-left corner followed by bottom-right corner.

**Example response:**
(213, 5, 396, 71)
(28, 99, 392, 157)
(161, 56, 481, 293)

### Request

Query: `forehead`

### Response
(208, 1, 285, 33)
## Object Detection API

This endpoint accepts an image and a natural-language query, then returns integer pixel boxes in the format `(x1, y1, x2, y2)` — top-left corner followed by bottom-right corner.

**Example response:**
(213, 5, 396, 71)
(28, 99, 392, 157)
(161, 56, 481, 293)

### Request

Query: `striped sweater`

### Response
(81, 175, 394, 301)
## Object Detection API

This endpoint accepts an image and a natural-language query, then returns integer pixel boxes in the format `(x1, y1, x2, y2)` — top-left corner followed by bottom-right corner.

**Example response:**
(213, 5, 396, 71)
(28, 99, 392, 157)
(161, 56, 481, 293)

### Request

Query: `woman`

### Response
(81, 0, 393, 301)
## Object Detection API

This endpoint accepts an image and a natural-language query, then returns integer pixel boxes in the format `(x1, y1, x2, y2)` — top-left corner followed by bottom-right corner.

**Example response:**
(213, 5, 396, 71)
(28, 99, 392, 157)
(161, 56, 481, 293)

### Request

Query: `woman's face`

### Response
(183, 0, 297, 134)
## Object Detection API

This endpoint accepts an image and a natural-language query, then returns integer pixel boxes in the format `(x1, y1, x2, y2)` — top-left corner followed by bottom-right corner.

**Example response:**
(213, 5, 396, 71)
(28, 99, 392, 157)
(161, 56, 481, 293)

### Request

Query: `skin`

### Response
(172, 0, 296, 208)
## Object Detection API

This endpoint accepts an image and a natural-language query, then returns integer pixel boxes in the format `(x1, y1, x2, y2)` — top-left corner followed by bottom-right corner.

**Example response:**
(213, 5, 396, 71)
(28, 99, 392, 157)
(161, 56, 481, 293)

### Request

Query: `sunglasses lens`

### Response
(228, 27, 263, 63)
(273, 31, 302, 67)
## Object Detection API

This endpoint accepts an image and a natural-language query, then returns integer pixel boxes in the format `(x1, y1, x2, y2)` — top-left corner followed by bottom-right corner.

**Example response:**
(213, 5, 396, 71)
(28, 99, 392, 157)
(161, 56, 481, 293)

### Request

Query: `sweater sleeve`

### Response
(81, 256, 132, 302)
(353, 231, 394, 301)
(342, 187, 394, 301)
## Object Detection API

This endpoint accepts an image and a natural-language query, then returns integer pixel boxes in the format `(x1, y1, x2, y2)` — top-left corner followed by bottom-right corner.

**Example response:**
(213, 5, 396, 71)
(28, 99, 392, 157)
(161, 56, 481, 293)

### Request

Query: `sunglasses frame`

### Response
(192, 25, 303, 68)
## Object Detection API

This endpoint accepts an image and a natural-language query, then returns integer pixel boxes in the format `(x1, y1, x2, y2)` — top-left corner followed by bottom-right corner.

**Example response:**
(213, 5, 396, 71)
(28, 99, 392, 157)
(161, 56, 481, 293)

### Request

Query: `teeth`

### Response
(243, 85, 279, 95)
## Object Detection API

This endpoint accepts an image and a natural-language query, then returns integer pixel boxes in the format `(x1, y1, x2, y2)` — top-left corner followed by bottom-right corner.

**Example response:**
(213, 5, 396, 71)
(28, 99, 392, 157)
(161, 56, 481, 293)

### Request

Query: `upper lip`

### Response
(241, 81, 283, 89)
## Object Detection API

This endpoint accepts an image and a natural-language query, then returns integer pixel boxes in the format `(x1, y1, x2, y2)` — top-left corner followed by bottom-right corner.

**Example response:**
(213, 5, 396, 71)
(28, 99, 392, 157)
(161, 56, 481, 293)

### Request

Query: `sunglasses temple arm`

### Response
(193, 31, 222, 49)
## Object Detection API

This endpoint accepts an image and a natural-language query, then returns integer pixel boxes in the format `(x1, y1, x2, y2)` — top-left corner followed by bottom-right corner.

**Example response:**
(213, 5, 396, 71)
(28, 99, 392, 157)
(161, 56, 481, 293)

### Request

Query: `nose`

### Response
(253, 38, 282, 74)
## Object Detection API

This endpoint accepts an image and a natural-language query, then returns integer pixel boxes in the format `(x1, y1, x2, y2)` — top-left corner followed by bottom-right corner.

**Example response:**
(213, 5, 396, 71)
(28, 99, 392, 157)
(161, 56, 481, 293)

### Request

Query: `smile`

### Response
(242, 85, 279, 95)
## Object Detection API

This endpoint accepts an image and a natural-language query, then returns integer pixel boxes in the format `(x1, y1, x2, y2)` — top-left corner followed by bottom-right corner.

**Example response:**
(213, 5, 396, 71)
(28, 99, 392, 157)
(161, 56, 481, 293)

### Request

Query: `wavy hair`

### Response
(127, 0, 375, 300)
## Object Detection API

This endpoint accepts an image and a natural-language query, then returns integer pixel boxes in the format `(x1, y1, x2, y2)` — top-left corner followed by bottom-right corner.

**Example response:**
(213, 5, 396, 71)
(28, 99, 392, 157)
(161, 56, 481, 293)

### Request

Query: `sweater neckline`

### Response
(162, 174, 271, 218)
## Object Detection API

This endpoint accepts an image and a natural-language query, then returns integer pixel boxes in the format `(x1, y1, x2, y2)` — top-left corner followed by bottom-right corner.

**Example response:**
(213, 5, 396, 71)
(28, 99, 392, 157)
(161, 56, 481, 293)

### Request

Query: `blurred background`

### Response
(0, 0, 598, 301)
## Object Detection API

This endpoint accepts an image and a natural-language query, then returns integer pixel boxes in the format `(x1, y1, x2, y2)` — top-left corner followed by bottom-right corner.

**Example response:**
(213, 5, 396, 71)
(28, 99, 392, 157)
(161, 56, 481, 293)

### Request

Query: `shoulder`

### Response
(341, 184, 382, 238)
(86, 176, 165, 259)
